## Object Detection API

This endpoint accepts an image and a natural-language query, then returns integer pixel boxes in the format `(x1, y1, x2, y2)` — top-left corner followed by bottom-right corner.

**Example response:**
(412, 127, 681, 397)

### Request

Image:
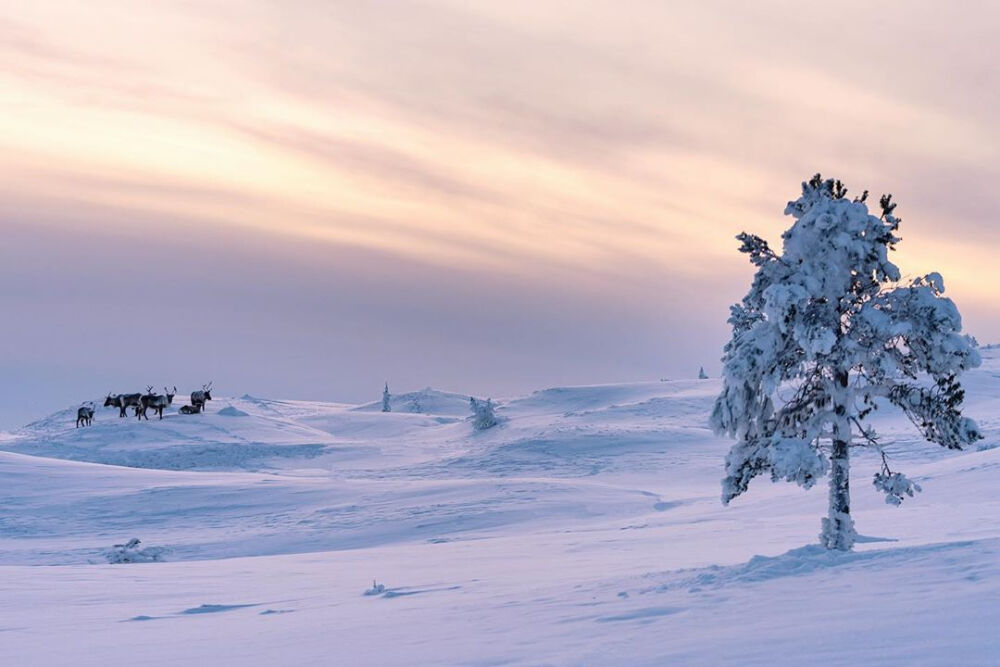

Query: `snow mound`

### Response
(105, 538, 166, 564)
(1, 396, 350, 471)
(354, 387, 473, 415)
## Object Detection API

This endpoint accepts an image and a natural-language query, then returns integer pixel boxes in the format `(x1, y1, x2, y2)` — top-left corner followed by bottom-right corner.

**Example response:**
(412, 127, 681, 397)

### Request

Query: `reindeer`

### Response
(76, 402, 95, 428)
(190, 382, 213, 413)
(105, 392, 142, 418)
(134, 386, 159, 421)
(179, 403, 202, 415)
(144, 386, 177, 420)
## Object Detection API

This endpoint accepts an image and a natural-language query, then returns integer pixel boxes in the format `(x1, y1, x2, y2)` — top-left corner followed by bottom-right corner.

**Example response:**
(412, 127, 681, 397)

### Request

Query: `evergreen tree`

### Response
(711, 174, 981, 550)
(382, 382, 391, 413)
(698, 367, 708, 380)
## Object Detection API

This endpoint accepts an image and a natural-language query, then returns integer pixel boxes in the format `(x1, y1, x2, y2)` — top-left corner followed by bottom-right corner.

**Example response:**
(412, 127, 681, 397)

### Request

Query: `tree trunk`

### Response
(821, 370, 856, 550)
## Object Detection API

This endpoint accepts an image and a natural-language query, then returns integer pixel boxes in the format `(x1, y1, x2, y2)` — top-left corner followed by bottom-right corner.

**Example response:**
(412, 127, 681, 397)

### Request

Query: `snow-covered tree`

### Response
(698, 367, 708, 380)
(711, 174, 981, 550)
(382, 382, 391, 413)
(470, 397, 498, 430)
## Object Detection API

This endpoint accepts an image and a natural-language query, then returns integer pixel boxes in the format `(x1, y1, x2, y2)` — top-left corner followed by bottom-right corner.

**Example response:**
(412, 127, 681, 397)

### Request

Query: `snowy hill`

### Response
(354, 387, 474, 416)
(2, 359, 999, 665)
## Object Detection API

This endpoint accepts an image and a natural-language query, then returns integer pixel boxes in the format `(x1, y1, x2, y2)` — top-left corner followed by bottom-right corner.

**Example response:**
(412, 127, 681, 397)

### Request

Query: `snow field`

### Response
(1, 355, 999, 664)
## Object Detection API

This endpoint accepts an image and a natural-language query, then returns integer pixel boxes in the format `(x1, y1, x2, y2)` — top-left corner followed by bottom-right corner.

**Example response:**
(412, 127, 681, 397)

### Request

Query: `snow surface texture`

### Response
(2, 354, 999, 665)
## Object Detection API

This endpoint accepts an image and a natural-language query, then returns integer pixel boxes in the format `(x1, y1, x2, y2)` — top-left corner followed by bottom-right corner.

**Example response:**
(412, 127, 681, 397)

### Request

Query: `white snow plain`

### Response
(1, 366, 998, 665)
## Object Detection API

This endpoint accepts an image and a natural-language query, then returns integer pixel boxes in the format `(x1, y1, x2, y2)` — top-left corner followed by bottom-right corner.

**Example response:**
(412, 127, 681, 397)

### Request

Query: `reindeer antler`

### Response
(146, 385, 155, 394)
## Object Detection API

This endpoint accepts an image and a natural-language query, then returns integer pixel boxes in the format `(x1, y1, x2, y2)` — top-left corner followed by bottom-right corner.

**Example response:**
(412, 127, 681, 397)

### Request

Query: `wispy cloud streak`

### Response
(0, 0, 997, 427)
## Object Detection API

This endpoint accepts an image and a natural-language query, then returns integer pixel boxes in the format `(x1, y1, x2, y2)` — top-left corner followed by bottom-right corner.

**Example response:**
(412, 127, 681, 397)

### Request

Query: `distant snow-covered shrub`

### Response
(470, 397, 497, 430)
(105, 538, 165, 564)
(364, 580, 386, 596)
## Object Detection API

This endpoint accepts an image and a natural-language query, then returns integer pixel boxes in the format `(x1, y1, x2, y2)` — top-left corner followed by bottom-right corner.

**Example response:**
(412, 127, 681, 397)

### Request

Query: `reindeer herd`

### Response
(75, 383, 213, 427)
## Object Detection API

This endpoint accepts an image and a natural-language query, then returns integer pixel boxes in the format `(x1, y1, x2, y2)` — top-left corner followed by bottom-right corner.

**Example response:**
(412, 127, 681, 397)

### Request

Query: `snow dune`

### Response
(1, 353, 999, 665)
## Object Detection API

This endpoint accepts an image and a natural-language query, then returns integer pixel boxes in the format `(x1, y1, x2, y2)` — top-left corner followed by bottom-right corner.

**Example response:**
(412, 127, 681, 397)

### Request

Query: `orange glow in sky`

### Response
(1, 0, 997, 426)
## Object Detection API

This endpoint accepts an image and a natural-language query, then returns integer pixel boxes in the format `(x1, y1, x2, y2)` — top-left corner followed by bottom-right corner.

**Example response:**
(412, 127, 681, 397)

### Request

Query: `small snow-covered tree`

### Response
(698, 367, 708, 380)
(382, 382, 391, 413)
(712, 174, 981, 550)
(470, 397, 497, 430)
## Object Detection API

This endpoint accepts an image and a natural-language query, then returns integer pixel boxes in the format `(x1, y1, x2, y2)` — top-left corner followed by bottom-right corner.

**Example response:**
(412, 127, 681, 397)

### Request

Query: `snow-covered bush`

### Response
(382, 383, 391, 413)
(470, 397, 497, 430)
(105, 538, 166, 564)
(364, 580, 386, 596)
(712, 175, 980, 550)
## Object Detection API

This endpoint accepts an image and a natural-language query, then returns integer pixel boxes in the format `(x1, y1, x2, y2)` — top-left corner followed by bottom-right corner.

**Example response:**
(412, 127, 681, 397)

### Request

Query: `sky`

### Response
(1, 0, 998, 429)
